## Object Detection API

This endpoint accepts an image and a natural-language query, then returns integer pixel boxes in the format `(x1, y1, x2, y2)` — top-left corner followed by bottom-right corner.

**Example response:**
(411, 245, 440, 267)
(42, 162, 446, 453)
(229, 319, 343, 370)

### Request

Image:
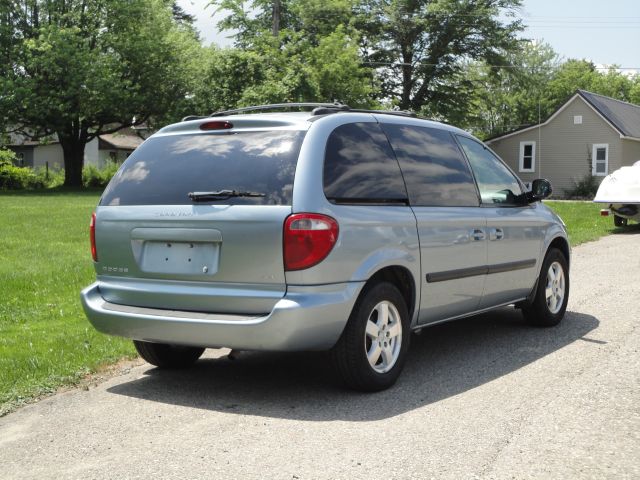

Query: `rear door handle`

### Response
(471, 229, 485, 241)
(489, 228, 504, 241)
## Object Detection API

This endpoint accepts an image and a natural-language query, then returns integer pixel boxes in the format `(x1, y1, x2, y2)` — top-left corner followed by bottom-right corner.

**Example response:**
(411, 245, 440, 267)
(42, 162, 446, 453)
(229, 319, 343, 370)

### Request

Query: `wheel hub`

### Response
(364, 300, 403, 374)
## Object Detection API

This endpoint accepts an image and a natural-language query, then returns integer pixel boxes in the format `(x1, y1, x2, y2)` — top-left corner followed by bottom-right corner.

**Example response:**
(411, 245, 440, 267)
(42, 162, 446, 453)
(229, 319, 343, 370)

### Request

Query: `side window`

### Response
(382, 124, 479, 207)
(323, 123, 408, 203)
(456, 135, 523, 206)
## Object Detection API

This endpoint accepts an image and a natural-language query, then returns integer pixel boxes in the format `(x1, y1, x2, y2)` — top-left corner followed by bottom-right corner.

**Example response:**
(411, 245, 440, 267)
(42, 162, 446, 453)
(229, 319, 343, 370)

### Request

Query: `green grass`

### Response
(0, 194, 635, 414)
(544, 200, 638, 246)
(0, 190, 135, 415)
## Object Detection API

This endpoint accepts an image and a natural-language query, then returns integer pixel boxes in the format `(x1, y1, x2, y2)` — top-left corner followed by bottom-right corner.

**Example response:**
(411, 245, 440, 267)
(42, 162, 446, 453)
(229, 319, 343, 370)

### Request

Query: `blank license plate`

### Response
(140, 241, 219, 275)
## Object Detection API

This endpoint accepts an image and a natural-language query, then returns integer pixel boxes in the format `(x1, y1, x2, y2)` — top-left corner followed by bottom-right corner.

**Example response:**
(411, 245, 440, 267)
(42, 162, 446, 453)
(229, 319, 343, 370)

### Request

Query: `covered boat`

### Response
(594, 161, 640, 226)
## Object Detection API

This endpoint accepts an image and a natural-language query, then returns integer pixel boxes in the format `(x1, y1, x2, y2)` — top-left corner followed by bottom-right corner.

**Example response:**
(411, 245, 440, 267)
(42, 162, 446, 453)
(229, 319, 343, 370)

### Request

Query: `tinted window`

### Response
(100, 131, 304, 206)
(456, 136, 523, 206)
(323, 123, 408, 203)
(382, 124, 479, 207)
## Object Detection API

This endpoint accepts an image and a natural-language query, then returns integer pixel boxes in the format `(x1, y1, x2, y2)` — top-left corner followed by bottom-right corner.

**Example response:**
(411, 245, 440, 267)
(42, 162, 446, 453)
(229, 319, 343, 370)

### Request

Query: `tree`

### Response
(0, 0, 202, 186)
(546, 60, 639, 106)
(207, 0, 375, 108)
(355, 0, 524, 115)
(464, 40, 560, 139)
(211, 0, 524, 116)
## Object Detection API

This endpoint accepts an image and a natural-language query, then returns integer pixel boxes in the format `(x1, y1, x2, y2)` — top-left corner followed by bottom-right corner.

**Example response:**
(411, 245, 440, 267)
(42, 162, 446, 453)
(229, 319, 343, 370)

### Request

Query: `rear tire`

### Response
(614, 215, 628, 227)
(330, 282, 410, 392)
(523, 248, 569, 327)
(133, 340, 204, 368)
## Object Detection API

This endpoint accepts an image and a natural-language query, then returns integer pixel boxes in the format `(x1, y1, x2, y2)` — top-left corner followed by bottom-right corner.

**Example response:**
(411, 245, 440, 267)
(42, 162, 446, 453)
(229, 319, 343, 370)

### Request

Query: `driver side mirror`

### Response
(527, 178, 552, 203)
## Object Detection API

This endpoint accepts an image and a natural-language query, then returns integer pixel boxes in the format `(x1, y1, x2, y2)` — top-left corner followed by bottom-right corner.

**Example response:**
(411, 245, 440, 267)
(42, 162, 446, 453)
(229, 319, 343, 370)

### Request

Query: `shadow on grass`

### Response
(107, 308, 598, 421)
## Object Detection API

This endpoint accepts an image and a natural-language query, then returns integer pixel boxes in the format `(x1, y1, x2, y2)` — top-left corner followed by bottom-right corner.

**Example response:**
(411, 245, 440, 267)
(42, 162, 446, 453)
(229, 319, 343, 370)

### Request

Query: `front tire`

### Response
(523, 248, 569, 327)
(330, 282, 411, 392)
(133, 340, 204, 368)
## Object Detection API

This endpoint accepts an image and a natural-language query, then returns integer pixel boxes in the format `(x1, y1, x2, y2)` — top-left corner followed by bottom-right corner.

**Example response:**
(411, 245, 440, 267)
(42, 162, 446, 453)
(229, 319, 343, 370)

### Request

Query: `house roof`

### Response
(99, 133, 144, 151)
(579, 90, 640, 139)
(486, 90, 640, 143)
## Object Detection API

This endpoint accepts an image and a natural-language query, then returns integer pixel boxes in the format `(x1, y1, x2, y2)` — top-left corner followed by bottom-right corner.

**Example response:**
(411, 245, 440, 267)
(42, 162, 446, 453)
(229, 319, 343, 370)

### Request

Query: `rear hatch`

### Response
(93, 117, 307, 315)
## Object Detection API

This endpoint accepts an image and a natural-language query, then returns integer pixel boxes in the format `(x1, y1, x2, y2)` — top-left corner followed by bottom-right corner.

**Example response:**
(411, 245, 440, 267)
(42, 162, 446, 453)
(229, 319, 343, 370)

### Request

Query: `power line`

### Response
(361, 62, 640, 71)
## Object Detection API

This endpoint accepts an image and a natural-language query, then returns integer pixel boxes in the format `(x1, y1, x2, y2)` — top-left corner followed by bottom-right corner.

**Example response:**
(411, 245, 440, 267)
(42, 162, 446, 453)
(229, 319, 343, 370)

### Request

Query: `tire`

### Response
(330, 282, 411, 392)
(133, 340, 204, 368)
(614, 215, 628, 227)
(522, 248, 569, 327)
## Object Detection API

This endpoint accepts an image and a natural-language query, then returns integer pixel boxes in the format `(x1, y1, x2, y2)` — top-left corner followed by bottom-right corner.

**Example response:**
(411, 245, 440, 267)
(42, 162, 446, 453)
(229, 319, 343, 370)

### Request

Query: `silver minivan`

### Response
(81, 103, 570, 391)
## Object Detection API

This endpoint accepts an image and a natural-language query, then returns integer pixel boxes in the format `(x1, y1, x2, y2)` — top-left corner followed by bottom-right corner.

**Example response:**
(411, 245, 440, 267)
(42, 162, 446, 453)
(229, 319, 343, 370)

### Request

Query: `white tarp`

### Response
(593, 161, 640, 203)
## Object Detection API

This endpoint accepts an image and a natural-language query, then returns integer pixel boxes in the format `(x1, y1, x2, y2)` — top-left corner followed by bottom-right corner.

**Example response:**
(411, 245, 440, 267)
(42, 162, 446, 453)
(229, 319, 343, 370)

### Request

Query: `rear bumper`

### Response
(80, 281, 364, 351)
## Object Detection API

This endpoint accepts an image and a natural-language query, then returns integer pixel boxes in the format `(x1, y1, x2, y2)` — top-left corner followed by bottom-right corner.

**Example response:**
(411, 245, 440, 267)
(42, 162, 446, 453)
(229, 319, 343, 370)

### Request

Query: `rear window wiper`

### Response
(188, 190, 266, 201)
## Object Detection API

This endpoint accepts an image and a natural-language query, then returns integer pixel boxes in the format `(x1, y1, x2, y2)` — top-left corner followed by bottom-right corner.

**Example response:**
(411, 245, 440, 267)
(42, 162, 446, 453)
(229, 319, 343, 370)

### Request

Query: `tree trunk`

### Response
(59, 134, 87, 187)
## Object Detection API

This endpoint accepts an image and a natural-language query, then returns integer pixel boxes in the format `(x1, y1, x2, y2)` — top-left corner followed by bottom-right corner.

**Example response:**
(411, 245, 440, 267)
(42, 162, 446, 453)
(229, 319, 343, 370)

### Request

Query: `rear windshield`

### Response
(100, 130, 305, 206)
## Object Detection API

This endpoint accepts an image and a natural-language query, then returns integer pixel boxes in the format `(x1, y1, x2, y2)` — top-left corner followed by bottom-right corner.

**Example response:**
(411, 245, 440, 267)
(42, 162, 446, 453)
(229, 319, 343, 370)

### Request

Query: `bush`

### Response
(0, 148, 17, 167)
(82, 162, 120, 188)
(0, 149, 47, 190)
(34, 166, 65, 188)
(565, 174, 600, 199)
(0, 150, 120, 190)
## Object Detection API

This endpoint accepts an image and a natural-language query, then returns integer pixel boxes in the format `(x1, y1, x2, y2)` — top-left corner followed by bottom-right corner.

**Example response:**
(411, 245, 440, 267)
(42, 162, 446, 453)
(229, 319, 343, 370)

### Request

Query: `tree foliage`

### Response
(466, 46, 640, 139)
(0, 0, 201, 186)
(206, 0, 375, 108)
(211, 0, 524, 116)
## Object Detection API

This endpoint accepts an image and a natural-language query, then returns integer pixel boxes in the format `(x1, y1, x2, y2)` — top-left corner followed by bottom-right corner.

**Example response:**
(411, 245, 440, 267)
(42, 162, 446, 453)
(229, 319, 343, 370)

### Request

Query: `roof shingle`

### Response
(579, 90, 640, 139)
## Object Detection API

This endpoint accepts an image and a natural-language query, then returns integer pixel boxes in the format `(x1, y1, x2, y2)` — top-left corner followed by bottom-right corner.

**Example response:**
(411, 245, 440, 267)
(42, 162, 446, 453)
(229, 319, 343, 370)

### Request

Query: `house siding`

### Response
(33, 144, 65, 170)
(622, 139, 640, 166)
(488, 96, 623, 197)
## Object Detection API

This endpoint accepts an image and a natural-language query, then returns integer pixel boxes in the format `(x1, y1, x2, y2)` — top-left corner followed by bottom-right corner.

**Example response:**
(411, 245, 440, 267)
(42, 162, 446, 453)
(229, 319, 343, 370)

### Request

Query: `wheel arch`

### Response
(521, 235, 570, 308)
(363, 265, 417, 324)
(548, 236, 571, 268)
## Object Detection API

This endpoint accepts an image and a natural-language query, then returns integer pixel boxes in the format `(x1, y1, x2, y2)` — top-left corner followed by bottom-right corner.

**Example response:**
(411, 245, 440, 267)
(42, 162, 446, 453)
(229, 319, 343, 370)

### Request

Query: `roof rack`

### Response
(206, 102, 417, 119)
(349, 108, 416, 118)
(210, 102, 349, 117)
(182, 115, 208, 122)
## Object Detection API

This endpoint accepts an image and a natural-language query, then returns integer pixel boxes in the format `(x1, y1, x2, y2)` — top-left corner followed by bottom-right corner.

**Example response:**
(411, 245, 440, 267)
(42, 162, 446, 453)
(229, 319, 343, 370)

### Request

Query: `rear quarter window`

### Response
(100, 130, 305, 206)
(323, 122, 408, 204)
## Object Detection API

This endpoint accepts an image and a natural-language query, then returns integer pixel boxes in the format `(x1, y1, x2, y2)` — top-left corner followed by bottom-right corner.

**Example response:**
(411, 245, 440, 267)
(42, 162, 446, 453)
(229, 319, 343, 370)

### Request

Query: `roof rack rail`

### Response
(210, 102, 350, 117)
(349, 109, 417, 118)
(205, 102, 419, 120)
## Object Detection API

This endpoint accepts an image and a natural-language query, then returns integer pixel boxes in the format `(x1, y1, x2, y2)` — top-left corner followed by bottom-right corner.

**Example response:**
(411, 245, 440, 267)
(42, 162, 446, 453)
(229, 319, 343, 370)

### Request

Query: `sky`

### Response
(177, 0, 640, 69)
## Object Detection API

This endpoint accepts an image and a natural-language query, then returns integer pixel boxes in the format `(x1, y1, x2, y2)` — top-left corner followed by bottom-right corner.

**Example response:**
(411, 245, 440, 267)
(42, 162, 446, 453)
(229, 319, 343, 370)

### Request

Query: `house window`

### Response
(574, 115, 583, 125)
(592, 144, 608, 176)
(519, 141, 536, 173)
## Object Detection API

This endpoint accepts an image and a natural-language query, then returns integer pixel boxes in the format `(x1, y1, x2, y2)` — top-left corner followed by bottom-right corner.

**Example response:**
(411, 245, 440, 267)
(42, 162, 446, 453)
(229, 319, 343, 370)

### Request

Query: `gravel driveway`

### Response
(1, 232, 639, 479)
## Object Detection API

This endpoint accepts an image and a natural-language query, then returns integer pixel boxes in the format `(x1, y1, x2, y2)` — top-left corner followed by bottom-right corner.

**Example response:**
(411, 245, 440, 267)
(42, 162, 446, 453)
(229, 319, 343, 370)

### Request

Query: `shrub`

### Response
(0, 148, 17, 167)
(565, 174, 600, 199)
(34, 166, 65, 188)
(0, 149, 47, 189)
(82, 162, 119, 188)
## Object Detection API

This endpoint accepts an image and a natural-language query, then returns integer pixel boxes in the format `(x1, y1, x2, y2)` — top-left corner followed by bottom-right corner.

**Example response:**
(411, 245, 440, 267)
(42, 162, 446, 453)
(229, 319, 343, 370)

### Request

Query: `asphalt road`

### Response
(2, 231, 639, 479)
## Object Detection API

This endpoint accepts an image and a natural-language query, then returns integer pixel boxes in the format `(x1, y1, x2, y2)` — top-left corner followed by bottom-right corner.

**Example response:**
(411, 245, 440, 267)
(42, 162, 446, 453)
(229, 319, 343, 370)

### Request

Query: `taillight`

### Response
(284, 213, 339, 271)
(90, 212, 97, 261)
(200, 121, 233, 131)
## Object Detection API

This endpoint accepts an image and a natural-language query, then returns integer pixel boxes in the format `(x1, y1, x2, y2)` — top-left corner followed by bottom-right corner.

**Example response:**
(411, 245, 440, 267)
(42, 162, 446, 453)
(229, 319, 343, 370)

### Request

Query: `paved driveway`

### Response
(1, 232, 639, 479)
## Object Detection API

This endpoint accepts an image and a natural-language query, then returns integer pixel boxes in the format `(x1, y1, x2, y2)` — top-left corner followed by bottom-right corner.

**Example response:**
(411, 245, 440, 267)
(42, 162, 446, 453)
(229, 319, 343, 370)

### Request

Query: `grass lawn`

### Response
(0, 190, 135, 415)
(544, 200, 638, 246)
(0, 194, 635, 415)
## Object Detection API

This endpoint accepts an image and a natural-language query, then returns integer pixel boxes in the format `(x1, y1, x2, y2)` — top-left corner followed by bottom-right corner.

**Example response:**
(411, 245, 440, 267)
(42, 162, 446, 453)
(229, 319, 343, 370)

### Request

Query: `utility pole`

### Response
(272, 0, 281, 36)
